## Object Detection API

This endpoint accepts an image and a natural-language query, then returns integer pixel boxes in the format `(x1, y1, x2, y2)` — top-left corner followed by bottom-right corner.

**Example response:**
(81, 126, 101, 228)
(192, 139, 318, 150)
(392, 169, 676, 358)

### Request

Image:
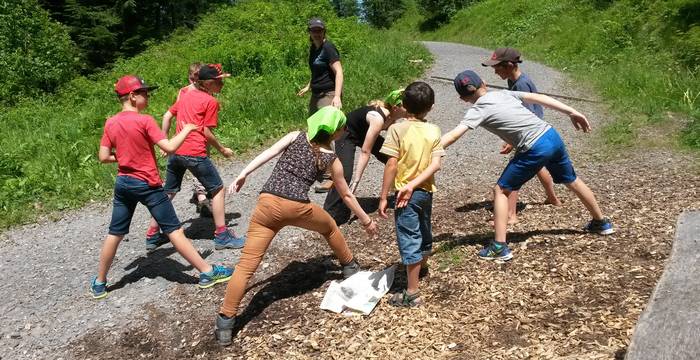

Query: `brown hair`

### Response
(309, 129, 333, 172)
(188, 62, 202, 83)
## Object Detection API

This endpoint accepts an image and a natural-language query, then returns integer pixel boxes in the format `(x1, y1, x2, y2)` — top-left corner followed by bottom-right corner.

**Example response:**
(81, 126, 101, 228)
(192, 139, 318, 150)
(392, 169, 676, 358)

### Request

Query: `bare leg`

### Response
(96, 234, 124, 283)
(406, 263, 421, 294)
(493, 185, 511, 243)
(506, 190, 519, 224)
(537, 169, 561, 205)
(167, 228, 212, 273)
(565, 178, 604, 220)
(210, 187, 226, 229)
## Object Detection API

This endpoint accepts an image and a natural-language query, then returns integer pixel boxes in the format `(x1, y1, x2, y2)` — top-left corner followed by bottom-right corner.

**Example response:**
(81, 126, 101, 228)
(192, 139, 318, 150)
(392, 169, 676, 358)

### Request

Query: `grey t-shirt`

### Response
(460, 90, 551, 152)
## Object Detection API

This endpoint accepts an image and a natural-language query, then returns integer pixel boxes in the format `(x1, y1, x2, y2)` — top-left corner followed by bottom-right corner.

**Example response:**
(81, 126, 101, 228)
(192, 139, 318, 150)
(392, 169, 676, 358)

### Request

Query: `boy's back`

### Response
(381, 120, 444, 192)
(170, 88, 219, 157)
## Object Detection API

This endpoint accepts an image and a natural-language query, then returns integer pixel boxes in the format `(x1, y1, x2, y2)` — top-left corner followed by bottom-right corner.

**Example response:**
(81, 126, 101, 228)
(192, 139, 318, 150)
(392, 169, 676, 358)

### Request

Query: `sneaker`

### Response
(90, 277, 108, 299)
(478, 242, 513, 261)
(341, 259, 361, 279)
(584, 218, 615, 235)
(199, 265, 234, 289)
(389, 290, 422, 307)
(197, 199, 213, 218)
(145, 232, 169, 252)
(215, 314, 236, 346)
(214, 229, 246, 250)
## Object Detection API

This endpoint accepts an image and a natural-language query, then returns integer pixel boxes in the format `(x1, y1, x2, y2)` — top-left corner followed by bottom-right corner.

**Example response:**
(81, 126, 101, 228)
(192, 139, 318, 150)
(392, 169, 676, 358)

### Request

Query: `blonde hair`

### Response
(367, 99, 386, 108)
(188, 62, 202, 83)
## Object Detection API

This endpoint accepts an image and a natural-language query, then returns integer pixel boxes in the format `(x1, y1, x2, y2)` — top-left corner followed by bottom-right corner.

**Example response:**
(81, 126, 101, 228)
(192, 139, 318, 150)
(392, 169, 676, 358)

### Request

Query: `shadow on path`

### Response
(182, 212, 242, 240)
(432, 228, 583, 254)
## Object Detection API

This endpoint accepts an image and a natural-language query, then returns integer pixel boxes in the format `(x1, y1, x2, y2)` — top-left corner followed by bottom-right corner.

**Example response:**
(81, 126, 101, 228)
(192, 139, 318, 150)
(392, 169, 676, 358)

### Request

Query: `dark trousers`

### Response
(323, 132, 389, 225)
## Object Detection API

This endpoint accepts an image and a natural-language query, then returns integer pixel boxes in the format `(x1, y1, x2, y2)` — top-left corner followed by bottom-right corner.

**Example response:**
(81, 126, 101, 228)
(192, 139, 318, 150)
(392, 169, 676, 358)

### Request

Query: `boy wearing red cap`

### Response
(442, 70, 614, 261)
(146, 64, 245, 251)
(90, 75, 233, 299)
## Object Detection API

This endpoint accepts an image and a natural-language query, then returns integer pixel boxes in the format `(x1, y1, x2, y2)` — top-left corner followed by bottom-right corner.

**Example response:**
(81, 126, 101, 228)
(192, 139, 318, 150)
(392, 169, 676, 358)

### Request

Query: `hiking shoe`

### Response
(215, 314, 236, 346)
(341, 259, 361, 279)
(389, 290, 422, 307)
(214, 229, 246, 250)
(145, 233, 169, 252)
(584, 218, 615, 235)
(199, 265, 234, 289)
(90, 277, 108, 300)
(197, 199, 213, 218)
(478, 242, 513, 261)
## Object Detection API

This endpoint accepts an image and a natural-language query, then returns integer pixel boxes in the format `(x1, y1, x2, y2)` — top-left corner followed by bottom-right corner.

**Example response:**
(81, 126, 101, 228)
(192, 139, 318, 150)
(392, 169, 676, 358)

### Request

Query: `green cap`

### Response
(307, 106, 347, 140)
(384, 88, 404, 106)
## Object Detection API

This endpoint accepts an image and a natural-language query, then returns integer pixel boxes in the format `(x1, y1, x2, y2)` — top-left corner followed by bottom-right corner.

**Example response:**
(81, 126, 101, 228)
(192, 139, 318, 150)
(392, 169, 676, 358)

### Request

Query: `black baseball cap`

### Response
(308, 18, 325, 30)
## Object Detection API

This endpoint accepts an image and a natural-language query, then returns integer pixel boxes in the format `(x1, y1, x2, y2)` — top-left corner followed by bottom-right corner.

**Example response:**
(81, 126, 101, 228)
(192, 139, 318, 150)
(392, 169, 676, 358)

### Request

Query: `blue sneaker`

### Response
(584, 218, 615, 235)
(90, 277, 108, 299)
(214, 229, 245, 250)
(199, 265, 234, 289)
(145, 233, 169, 252)
(478, 242, 513, 261)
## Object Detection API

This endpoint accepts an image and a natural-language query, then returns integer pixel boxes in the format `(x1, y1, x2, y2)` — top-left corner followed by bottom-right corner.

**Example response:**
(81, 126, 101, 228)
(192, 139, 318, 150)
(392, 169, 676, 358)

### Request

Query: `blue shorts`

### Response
(109, 176, 181, 235)
(394, 189, 433, 265)
(498, 127, 577, 191)
(163, 155, 223, 196)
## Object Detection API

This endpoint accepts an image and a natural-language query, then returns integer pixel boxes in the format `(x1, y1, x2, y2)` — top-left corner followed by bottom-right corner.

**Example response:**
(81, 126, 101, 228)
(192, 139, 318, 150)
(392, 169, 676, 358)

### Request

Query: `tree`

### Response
(364, 0, 406, 28)
(417, 0, 474, 24)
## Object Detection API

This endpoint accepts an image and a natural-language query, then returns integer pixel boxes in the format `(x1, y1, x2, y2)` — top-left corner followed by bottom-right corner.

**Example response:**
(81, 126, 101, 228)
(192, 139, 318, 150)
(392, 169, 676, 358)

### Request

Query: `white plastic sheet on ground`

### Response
(320, 265, 395, 315)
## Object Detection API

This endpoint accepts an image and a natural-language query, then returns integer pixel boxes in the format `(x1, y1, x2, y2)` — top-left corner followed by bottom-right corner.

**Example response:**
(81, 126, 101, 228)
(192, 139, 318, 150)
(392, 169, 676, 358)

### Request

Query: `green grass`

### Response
(0, 0, 432, 229)
(398, 0, 700, 152)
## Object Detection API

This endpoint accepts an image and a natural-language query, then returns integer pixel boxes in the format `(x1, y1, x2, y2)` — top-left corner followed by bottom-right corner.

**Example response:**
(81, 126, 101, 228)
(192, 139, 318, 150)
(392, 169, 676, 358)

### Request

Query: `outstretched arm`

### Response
(330, 158, 376, 235)
(441, 124, 469, 149)
(520, 93, 591, 132)
(155, 123, 199, 154)
(350, 113, 383, 192)
(204, 127, 234, 158)
(228, 131, 300, 193)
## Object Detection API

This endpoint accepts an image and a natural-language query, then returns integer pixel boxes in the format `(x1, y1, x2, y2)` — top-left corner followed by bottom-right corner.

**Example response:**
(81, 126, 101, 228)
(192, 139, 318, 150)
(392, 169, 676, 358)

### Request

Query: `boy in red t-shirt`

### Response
(160, 63, 213, 218)
(90, 75, 233, 299)
(146, 64, 245, 250)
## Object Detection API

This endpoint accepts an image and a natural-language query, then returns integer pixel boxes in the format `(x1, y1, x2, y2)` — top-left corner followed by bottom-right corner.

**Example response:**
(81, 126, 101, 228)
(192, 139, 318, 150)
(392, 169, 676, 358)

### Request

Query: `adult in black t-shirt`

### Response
(323, 92, 407, 225)
(296, 17, 344, 116)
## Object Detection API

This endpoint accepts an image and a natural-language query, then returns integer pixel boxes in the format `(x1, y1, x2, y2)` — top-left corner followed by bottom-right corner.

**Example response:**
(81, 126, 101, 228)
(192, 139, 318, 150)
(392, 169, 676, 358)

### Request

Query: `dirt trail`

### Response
(1, 42, 698, 360)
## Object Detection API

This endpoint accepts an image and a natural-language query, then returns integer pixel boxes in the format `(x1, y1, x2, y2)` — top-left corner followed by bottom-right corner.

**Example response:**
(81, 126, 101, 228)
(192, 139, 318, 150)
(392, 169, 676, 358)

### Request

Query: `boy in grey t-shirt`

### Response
(441, 70, 614, 261)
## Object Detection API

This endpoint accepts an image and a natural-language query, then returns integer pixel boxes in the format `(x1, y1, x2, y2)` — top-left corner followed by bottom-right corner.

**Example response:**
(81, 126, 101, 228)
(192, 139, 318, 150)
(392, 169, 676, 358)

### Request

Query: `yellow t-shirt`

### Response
(380, 120, 445, 192)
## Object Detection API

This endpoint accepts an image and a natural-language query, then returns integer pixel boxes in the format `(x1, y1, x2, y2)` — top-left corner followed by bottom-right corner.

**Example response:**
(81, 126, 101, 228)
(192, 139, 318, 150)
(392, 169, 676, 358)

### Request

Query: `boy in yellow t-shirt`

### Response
(378, 81, 445, 307)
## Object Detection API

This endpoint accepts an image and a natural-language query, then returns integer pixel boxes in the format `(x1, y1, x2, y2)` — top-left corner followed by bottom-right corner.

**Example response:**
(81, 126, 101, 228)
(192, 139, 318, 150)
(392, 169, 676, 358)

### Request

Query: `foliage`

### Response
(416, 0, 475, 26)
(0, 0, 431, 228)
(0, 0, 79, 106)
(363, 0, 407, 28)
(331, 0, 360, 18)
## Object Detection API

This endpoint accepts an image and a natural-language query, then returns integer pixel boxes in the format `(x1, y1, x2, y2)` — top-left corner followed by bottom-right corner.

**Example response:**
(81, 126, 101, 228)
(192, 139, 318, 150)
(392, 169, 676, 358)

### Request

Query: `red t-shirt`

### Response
(168, 85, 193, 114)
(100, 111, 166, 187)
(169, 88, 219, 157)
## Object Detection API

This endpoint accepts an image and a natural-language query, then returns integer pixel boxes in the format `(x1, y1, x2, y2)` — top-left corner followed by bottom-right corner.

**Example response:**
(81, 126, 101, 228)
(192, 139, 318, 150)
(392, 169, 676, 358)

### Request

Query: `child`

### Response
(483, 48, 561, 225)
(442, 70, 614, 261)
(214, 106, 377, 345)
(90, 75, 233, 299)
(161, 62, 212, 218)
(378, 81, 445, 307)
(323, 89, 407, 225)
(146, 64, 245, 251)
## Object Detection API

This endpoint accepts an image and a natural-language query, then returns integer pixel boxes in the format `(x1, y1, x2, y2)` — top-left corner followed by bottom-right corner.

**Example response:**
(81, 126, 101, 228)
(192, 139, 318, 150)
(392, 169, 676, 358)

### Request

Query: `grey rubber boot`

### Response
(341, 258, 361, 279)
(215, 314, 235, 346)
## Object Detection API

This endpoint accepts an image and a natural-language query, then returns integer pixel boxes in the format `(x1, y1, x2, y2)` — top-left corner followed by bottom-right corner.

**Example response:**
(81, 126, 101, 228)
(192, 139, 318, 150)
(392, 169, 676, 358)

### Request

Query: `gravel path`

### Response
(0, 41, 617, 359)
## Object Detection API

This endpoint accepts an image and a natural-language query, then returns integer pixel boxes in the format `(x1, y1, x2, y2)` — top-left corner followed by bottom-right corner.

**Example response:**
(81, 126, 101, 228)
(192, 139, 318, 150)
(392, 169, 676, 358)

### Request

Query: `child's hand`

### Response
(297, 84, 310, 97)
(499, 143, 513, 154)
(159, 148, 168, 158)
(396, 185, 414, 208)
(570, 112, 591, 132)
(221, 147, 234, 158)
(331, 95, 342, 109)
(362, 218, 377, 236)
(183, 123, 199, 132)
(228, 174, 246, 194)
(378, 198, 389, 218)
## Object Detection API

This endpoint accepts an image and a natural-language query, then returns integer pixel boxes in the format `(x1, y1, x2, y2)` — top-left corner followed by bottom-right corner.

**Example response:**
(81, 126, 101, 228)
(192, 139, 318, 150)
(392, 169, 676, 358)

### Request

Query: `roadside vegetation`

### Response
(0, 0, 431, 229)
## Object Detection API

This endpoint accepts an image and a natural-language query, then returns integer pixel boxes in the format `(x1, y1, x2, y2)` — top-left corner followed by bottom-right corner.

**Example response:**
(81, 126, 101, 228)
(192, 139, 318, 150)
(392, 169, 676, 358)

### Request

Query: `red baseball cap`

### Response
(114, 75, 158, 96)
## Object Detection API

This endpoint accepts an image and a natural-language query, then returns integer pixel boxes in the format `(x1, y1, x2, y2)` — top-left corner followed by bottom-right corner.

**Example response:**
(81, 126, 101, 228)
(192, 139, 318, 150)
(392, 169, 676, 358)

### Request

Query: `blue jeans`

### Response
(109, 176, 181, 235)
(163, 155, 223, 196)
(498, 127, 577, 191)
(394, 189, 433, 265)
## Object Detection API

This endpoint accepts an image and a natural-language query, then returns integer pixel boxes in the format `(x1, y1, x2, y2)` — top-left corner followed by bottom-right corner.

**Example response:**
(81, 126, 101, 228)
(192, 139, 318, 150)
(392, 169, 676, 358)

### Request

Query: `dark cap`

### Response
(198, 64, 231, 80)
(453, 70, 483, 97)
(481, 48, 522, 66)
(308, 17, 325, 30)
(114, 75, 158, 96)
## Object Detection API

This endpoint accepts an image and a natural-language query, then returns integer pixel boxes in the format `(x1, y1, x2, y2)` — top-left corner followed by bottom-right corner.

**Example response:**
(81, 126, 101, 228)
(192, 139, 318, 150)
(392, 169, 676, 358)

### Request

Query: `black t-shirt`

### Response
(308, 40, 340, 93)
(345, 106, 387, 146)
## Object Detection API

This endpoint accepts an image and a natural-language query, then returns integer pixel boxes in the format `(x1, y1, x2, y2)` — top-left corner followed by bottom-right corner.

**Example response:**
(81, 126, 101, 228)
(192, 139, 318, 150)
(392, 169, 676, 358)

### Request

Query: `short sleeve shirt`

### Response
(380, 121, 445, 192)
(169, 88, 219, 157)
(508, 73, 544, 119)
(309, 40, 340, 93)
(168, 85, 192, 115)
(100, 111, 166, 187)
(460, 90, 551, 152)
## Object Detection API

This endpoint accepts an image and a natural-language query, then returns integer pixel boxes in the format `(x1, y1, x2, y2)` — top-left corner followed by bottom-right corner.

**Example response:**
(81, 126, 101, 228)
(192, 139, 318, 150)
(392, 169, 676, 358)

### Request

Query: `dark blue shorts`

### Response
(498, 127, 577, 191)
(163, 155, 223, 196)
(394, 189, 433, 265)
(109, 176, 181, 235)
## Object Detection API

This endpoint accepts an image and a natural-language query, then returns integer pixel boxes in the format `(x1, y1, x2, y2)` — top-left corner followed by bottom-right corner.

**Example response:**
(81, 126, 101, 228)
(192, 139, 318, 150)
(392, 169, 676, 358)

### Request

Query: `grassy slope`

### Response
(395, 0, 700, 151)
(0, 0, 432, 229)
